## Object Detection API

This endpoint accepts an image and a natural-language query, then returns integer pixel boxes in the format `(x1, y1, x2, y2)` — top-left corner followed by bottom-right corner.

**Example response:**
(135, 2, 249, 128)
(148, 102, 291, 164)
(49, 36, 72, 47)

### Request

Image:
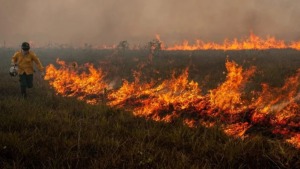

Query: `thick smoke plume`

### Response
(1, 0, 300, 47)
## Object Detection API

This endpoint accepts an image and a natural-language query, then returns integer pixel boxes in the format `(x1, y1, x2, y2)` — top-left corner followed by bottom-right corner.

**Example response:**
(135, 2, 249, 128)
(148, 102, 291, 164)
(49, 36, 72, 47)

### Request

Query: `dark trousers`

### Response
(19, 73, 33, 98)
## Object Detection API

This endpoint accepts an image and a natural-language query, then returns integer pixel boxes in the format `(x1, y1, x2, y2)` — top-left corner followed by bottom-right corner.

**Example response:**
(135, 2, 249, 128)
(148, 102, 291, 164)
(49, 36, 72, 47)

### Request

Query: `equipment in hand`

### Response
(9, 65, 18, 77)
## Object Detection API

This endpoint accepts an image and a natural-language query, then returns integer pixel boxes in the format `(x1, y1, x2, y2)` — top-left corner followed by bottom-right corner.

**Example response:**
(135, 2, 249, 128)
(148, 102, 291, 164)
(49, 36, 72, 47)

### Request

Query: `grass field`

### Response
(0, 47, 300, 168)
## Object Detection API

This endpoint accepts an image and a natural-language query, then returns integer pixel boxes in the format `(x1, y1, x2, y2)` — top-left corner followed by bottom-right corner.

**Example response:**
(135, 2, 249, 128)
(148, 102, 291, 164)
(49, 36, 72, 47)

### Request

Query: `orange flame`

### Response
(45, 59, 107, 104)
(45, 59, 300, 149)
(209, 60, 256, 114)
(108, 68, 203, 122)
(164, 32, 300, 50)
(287, 134, 300, 149)
(249, 69, 300, 147)
(251, 69, 300, 119)
(223, 122, 251, 139)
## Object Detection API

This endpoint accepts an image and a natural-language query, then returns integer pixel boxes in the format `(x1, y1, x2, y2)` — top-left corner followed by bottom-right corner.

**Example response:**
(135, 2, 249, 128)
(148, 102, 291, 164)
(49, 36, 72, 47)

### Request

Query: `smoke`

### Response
(269, 92, 300, 112)
(1, 0, 300, 47)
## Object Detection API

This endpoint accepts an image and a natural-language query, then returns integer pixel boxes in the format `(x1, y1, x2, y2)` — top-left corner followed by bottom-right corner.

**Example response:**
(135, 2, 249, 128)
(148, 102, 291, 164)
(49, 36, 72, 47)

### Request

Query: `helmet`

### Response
(21, 42, 30, 51)
(9, 66, 18, 77)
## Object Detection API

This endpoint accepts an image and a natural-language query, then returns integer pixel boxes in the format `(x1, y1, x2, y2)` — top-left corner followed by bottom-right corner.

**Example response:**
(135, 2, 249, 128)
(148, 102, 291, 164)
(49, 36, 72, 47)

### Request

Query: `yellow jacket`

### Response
(11, 51, 44, 75)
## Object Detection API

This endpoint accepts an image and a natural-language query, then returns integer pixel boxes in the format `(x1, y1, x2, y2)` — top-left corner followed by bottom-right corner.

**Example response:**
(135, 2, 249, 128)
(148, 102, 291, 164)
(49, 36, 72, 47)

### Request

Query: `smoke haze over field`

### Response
(1, 0, 300, 47)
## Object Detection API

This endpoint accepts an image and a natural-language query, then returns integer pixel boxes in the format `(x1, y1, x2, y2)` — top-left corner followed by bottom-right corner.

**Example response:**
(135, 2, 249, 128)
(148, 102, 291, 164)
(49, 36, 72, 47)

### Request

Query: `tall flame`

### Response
(209, 60, 256, 114)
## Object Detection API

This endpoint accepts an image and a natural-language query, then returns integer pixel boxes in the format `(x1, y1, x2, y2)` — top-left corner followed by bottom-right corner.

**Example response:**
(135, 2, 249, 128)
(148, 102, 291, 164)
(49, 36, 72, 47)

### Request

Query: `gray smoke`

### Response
(1, 0, 300, 47)
(268, 92, 300, 113)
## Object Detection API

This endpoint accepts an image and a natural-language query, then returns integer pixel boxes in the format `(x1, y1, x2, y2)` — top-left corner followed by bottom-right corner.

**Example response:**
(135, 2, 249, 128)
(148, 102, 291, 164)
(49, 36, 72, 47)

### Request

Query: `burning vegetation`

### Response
(163, 32, 300, 51)
(44, 56, 300, 150)
(31, 32, 300, 51)
(45, 59, 107, 104)
(115, 32, 300, 51)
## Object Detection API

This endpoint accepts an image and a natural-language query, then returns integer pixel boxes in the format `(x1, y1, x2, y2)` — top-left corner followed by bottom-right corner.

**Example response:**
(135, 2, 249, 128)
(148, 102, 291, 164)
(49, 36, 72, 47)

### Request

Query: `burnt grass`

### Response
(1, 47, 300, 168)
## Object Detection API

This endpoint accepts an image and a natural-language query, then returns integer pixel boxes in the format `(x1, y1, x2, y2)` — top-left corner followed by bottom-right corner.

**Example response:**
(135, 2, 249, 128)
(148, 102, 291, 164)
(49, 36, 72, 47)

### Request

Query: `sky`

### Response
(1, 0, 300, 47)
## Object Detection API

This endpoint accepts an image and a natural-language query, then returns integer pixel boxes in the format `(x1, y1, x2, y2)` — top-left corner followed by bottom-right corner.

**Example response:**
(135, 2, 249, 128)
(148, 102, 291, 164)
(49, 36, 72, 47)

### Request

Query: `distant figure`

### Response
(11, 42, 44, 98)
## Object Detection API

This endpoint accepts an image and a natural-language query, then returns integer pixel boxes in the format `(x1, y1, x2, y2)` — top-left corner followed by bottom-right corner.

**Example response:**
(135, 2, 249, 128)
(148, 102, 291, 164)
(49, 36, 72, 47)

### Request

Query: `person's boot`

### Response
(21, 86, 27, 99)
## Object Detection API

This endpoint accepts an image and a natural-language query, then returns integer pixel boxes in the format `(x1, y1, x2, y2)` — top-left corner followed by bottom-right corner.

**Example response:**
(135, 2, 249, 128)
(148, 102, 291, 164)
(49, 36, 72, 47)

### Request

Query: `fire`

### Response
(249, 69, 300, 147)
(287, 134, 300, 149)
(251, 69, 300, 122)
(45, 59, 300, 149)
(108, 68, 203, 122)
(223, 122, 251, 139)
(209, 60, 256, 114)
(164, 32, 300, 51)
(44, 59, 107, 104)
(290, 41, 300, 50)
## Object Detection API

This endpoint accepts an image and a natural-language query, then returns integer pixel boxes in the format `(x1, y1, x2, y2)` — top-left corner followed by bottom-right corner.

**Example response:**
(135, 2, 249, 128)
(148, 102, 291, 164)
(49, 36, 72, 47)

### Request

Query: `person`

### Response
(11, 42, 44, 98)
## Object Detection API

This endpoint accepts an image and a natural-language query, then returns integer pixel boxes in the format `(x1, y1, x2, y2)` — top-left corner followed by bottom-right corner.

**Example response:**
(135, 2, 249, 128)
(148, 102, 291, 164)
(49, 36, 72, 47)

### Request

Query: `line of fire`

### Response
(44, 46, 300, 150)
(24, 32, 300, 50)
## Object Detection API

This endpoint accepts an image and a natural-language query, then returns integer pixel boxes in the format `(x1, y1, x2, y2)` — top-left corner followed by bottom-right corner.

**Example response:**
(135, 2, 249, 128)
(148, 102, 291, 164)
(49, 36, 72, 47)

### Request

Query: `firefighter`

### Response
(11, 42, 45, 98)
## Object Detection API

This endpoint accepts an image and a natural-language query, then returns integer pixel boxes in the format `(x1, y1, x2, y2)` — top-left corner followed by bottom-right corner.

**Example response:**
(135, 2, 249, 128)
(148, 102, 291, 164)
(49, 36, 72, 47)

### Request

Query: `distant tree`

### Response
(84, 43, 92, 49)
(117, 40, 129, 50)
(117, 40, 129, 56)
(148, 38, 162, 57)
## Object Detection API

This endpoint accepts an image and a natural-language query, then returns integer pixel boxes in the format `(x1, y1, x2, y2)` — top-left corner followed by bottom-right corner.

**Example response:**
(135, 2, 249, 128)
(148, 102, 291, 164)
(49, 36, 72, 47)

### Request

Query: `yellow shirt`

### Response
(11, 51, 44, 75)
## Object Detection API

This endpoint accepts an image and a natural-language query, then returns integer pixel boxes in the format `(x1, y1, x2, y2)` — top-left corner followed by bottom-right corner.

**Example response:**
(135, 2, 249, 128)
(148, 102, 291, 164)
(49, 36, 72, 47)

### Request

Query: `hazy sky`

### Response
(1, 0, 300, 47)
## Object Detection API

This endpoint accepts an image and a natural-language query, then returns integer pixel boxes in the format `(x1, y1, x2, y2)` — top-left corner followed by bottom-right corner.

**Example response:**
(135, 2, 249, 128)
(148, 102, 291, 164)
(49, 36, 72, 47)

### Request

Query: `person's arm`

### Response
(32, 53, 44, 72)
(11, 52, 18, 65)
